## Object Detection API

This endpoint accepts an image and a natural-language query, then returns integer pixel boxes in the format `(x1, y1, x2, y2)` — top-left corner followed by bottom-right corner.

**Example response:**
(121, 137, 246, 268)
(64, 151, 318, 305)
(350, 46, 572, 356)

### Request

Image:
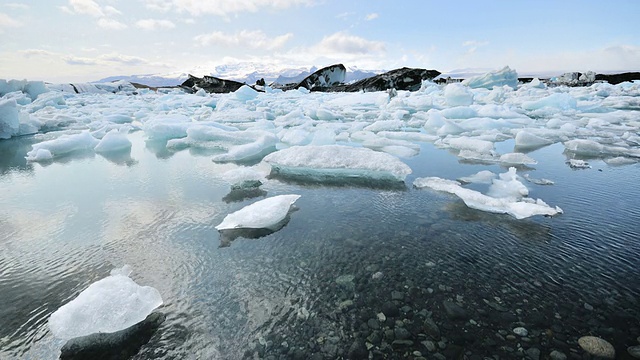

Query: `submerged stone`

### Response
(578, 336, 615, 359)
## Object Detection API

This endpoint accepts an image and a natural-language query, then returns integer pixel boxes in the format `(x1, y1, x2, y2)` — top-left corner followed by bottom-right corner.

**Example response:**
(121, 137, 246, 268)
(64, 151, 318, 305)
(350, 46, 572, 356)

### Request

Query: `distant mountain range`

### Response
(97, 63, 383, 88)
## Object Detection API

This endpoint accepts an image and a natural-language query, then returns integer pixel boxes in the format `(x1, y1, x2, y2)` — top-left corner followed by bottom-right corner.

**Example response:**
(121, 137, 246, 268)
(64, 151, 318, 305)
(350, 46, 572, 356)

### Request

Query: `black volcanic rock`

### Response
(334, 67, 441, 92)
(180, 74, 248, 94)
(595, 72, 640, 85)
(290, 64, 347, 91)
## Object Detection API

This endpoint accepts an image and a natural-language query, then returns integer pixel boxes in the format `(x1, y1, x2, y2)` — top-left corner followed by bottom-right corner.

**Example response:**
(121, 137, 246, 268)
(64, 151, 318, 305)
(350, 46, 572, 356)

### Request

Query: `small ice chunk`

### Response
(522, 93, 577, 111)
(26, 131, 99, 161)
(567, 159, 591, 169)
(445, 136, 495, 154)
(563, 139, 603, 156)
(514, 130, 552, 148)
(215, 194, 301, 230)
(234, 85, 259, 102)
(440, 106, 477, 119)
(94, 129, 132, 153)
(221, 166, 267, 188)
(604, 157, 637, 166)
(461, 66, 518, 89)
(487, 167, 528, 199)
(48, 266, 163, 340)
(524, 174, 554, 185)
(444, 83, 473, 106)
(458, 170, 496, 184)
(436, 121, 466, 136)
(211, 134, 278, 162)
(263, 145, 412, 181)
(499, 152, 538, 165)
(363, 120, 404, 132)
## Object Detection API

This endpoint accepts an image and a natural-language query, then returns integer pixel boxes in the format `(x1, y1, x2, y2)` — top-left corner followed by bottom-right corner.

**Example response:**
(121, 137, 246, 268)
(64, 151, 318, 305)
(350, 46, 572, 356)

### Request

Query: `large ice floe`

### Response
(263, 145, 412, 182)
(215, 194, 301, 230)
(48, 265, 163, 341)
(414, 168, 563, 219)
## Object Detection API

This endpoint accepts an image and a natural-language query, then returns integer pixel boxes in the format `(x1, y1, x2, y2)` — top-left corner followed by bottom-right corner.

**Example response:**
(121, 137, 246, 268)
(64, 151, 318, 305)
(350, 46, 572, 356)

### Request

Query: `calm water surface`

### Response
(1, 132, 639, 359)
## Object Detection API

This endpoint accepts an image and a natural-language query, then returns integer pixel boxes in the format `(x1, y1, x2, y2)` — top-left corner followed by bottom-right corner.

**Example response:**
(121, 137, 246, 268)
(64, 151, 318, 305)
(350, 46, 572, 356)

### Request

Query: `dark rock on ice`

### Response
(289, 64, 347, 91)
(334, 67, 441, 92)
(60, 312, 165, 360)
(180, 74, 254, 94)
(596, 72, 640, 85)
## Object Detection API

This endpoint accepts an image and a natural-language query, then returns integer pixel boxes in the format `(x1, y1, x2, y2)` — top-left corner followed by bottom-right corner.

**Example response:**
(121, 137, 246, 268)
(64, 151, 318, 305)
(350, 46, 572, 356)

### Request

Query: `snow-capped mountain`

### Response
(97, 63, 382, 87)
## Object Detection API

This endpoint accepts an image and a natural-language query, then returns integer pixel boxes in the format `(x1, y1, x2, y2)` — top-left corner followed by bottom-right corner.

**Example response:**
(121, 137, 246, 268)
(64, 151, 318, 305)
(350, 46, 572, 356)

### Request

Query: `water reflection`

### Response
(98, 149, 137, 166)
(222, 187, 267, 203)
(0, 136, 36, 175)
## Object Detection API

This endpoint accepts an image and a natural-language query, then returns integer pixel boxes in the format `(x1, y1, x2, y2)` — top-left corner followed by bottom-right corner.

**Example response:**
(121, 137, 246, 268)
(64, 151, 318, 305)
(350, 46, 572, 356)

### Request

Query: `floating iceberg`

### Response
(514, 130, 553, 149)
(444, 83, 473, 106)
(461, 66, 518, 89)
(48, 265, 163, 340)
(215, 194, 301, 230)
(414, 167, 562, 219)
(263, 145, 412, 182)
(0, 98, 19, 139)
(26, 131, 99, 161)
(94, 129, 132, 153)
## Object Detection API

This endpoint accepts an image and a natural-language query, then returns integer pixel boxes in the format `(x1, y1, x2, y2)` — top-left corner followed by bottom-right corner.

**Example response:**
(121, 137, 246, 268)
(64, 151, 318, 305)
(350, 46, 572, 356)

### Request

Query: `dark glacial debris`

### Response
(334, 67, 441, 92)
(595, 72, 640, 85)
(59, 312, 165, 360)
(180, 74, 252, 94)
(283, 64, 347, 91)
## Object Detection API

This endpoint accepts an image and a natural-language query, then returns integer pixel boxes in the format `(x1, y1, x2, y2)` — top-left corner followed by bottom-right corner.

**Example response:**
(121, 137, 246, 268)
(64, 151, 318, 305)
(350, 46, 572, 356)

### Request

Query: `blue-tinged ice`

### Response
(26, 131, 99, 161)
(215, 194, 301, 230)
(0, 98, 19, 139)
(263, 145, 412, 182)
(48, 265, 163, 340)
(94, 129, 132, 153)
(461, 66, 518, 89)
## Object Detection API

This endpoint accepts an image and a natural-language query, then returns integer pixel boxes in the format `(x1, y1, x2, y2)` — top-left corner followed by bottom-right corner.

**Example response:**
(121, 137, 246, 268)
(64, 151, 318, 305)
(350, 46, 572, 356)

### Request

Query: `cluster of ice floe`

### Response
(414, 168, 563, 219)
(2, 67, 640, 217)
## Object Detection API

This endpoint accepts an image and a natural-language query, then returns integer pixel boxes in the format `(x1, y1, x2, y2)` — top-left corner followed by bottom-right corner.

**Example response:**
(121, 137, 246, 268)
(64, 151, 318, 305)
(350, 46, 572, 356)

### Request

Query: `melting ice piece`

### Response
(414, 168, 562, 219)
(26, 131, 99, 161)
(215, 194, 301, 230)
(458, 170, 496, 184)
(567, 159, 591, 169)
(94, 129, 132, 153)
(48, 265, 163, 341)
(444, 83, 473, 106)
(263, 145, 412, 182)
(461, 66, 518, 89)
(221, 166, 268, 189)
(0, 98, 19, 139)
(514, 130, 553, 149)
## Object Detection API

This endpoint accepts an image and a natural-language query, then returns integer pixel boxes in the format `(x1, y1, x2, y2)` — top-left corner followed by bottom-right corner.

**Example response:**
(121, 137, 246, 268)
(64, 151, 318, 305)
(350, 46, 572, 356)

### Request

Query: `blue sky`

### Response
(1, 0, 639, 82)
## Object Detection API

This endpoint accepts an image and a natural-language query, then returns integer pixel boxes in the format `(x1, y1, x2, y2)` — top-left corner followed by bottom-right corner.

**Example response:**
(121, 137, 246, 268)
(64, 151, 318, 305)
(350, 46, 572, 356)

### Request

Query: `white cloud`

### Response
(365, 13, 379, 21)
(20, 49, 58, 58)
(336, 12, 354, 19)
(144, 0, 314, 17)
(194, 30, 293, 50)
(0, 12, 21, 30)
(4, 3, 30, 10)
(314, 31, 385, 55)
(64, 55, 100, 66)
(98, 53, 150, 66)
(462, 40, 489, 54)
(103, 5, 122, 16)
(98, 18, 127, 30)
(68, 0, 104, 17)
(135, 19, 176, 30)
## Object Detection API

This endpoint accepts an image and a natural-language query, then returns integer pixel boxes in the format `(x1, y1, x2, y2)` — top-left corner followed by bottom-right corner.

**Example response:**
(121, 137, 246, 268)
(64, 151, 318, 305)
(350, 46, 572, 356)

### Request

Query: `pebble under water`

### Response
(0, 133, 639, 360)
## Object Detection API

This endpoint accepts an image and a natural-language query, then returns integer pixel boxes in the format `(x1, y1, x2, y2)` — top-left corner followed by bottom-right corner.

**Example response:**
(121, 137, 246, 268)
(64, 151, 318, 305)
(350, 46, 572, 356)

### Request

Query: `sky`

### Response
(1, 0, 639, 82)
